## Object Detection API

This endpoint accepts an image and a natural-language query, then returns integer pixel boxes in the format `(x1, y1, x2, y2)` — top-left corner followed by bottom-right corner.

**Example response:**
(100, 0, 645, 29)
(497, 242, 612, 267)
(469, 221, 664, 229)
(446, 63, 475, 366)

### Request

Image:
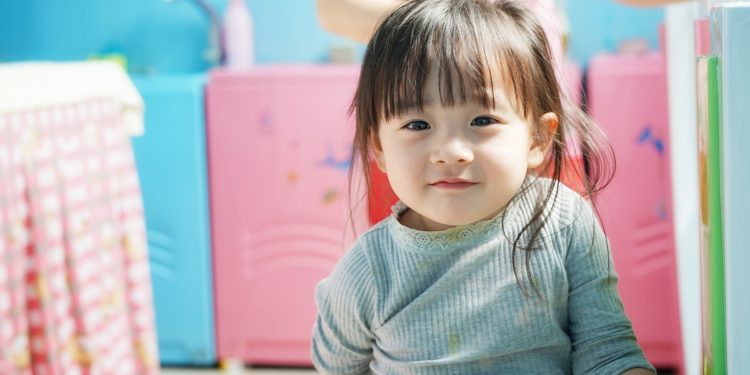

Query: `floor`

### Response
(161, 366, 318, 375)
(160, 365, 675, 374)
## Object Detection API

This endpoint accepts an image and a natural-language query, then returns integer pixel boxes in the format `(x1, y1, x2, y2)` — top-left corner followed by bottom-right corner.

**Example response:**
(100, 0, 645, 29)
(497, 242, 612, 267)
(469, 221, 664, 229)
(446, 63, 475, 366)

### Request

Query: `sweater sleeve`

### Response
(566, 197, 657, 375)
(311, 241, 376, 374)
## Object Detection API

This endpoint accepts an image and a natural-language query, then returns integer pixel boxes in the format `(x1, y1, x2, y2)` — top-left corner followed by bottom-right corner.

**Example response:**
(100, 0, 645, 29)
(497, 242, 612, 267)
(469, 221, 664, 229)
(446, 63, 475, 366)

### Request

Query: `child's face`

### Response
(373, 67, 557, 231)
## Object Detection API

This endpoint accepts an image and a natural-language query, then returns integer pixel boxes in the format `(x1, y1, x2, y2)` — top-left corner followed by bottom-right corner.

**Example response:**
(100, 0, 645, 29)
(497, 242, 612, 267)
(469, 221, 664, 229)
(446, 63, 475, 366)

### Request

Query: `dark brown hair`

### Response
(348, 0, 614, 297)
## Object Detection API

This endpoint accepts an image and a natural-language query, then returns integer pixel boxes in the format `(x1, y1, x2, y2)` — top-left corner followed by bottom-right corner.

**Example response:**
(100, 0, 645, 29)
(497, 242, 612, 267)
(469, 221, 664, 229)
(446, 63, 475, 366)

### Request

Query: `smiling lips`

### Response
(430, 178, 478, 190)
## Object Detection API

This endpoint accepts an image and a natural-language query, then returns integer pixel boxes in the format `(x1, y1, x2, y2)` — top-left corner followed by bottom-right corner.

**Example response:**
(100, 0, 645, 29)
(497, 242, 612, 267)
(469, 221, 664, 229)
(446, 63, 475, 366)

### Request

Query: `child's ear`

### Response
(527, 112, 559, 169)
(371, 133, 387, 173)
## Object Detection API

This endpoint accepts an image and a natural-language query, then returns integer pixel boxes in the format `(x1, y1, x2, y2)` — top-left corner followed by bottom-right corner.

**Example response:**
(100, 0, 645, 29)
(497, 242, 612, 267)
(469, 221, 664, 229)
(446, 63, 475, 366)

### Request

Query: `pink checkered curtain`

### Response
(0, 100, 159, 375)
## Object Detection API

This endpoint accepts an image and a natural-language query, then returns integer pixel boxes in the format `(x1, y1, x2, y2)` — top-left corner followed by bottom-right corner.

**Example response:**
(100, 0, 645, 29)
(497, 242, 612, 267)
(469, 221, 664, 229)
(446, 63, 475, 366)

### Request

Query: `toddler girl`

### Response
(312, 1, 655, 374)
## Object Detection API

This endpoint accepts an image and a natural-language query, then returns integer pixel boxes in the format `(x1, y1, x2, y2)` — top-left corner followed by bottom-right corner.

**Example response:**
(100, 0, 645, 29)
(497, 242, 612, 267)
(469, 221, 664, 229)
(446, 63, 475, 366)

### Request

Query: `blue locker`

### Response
(130, 74, 216, 365)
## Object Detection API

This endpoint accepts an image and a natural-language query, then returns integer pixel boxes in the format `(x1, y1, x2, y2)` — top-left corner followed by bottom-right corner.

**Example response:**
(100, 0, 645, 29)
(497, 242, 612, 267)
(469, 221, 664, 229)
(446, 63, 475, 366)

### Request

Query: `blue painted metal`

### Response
(131, 73, 216, 365)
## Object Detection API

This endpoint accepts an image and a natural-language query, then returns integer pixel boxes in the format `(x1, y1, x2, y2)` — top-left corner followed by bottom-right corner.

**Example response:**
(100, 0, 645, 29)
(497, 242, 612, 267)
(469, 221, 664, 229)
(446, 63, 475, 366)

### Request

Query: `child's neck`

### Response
(399, 204, 509, 232)
(399, 208, 456, 232)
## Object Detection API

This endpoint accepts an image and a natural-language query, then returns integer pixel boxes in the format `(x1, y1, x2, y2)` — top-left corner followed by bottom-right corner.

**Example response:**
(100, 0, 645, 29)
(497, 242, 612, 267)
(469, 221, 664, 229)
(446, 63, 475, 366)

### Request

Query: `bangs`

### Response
(355, 0, 544, 127)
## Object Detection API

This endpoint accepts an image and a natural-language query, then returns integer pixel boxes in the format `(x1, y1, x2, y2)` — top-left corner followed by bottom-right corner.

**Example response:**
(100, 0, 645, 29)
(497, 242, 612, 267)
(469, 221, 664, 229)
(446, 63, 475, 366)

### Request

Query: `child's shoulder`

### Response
(533, 177, 593, 234)
(325, 216, 395, 289)
(341, 214, 394, 258)
(352, 213, 395, 250)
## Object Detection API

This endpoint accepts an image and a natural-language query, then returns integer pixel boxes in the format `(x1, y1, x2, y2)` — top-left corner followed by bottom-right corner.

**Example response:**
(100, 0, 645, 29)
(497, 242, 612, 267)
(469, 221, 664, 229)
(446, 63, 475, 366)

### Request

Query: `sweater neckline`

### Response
(386, 177, 548, 255)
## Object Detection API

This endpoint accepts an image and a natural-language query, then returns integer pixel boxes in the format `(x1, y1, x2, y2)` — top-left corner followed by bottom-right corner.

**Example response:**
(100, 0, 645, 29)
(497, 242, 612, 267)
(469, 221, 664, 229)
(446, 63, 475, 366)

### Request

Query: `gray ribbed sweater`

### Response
(311, 179, 656, 374)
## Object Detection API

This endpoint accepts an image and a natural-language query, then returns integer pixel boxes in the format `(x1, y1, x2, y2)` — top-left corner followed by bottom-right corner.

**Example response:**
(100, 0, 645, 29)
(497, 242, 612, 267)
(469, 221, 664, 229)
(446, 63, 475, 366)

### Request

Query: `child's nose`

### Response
(430, 137, 474, 165)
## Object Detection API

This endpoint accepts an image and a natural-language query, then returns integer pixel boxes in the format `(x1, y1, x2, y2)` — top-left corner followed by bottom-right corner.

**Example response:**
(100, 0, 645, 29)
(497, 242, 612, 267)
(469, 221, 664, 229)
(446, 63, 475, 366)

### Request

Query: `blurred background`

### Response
(0, 0, 663, 70)
(0, 0, 747, 374)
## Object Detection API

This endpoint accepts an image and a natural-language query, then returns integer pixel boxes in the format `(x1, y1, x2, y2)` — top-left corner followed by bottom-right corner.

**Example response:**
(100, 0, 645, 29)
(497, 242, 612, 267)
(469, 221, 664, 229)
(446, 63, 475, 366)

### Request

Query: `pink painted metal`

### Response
(695, 18, 711, 57)
(206, 65, 366, 366)
(588, 52, 684, 373)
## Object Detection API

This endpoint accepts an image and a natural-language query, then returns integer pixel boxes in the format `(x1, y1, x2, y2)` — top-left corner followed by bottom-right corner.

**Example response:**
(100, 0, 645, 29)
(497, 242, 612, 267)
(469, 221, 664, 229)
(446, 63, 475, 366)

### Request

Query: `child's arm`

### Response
(565, 198, 657, 375)
(311, 242, 376, 374)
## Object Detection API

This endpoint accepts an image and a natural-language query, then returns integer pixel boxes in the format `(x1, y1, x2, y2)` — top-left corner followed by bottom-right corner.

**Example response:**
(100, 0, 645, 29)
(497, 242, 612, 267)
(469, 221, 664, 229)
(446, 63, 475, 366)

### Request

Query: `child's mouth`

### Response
(430, 179, 478, 190)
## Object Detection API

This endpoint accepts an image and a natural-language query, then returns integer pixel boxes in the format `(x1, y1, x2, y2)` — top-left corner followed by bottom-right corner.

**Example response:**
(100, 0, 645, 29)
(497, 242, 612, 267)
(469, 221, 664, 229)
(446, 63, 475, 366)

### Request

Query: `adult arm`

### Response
(316, 0, 402, 43)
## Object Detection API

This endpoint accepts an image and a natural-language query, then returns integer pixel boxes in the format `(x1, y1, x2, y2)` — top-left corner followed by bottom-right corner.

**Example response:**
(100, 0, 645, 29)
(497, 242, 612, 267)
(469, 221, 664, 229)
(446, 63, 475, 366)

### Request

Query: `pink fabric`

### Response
(0, 101, 159, 374)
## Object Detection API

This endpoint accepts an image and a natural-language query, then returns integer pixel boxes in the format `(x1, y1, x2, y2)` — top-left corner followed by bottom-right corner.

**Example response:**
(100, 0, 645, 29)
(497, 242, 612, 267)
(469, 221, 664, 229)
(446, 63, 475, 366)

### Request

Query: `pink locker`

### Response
(588, 52, 683, 373)
(206, 65, 365, 366)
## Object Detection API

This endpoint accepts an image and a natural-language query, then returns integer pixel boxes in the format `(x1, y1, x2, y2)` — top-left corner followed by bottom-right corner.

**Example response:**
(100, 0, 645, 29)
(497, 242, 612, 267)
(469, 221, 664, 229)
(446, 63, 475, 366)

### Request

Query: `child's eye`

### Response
(470, 116, 499, 127)
(403, 120, 431, 131)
